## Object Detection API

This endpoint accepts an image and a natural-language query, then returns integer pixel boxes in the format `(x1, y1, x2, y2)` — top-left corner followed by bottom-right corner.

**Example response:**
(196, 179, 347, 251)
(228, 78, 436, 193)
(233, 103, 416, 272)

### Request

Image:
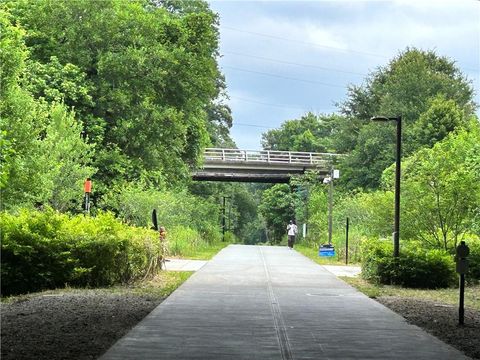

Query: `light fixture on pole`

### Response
(370, 115, 402, 257)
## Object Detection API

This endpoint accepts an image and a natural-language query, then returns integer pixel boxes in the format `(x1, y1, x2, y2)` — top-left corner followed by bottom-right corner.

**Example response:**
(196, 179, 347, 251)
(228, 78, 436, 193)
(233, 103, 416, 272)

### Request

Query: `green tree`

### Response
(261, 112, 343, 153)
(0, 10, 49, 206)
(40, 104, 95, 212)
(9, 0, 226, 188)
(0, 10, 95, 211)
(412, 95, 468, 149)
(338, 48, 476, 190)
(258, 184, 295, 244)
(384, 123, 480, 251)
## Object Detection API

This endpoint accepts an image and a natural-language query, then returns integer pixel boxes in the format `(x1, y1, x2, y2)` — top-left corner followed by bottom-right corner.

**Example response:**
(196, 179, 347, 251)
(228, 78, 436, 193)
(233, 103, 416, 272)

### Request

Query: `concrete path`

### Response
(101, 245, 467, 360)
(164, 259, 208, 272)
(322, 265, 361, 278)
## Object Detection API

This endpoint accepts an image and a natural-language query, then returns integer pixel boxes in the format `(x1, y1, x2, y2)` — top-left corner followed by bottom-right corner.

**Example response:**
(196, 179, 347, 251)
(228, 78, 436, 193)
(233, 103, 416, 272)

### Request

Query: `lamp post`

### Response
(323, 175, 333, 245)
(370, 115, 402, 257)
(323, 169, 340, 246)
(222, 196, 231, 242)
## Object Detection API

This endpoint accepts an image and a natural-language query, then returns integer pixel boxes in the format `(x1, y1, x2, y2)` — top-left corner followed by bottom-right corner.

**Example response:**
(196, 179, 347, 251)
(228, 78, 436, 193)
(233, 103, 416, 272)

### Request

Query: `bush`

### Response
(465, 237, 480, 283)
(100, 184, 221, 243)
(361, 239, 456, 288)
(1, 208, 162, 296)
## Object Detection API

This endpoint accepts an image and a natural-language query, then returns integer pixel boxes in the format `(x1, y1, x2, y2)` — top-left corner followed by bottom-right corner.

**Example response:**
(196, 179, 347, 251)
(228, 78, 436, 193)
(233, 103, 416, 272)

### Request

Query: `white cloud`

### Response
(209, 0, 480, 148)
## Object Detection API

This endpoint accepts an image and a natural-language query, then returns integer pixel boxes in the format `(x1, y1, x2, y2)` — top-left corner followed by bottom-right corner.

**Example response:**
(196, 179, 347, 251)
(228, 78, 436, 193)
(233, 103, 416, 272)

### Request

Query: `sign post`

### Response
(455, 241, 470, 326)
(83, 178, 92, 216)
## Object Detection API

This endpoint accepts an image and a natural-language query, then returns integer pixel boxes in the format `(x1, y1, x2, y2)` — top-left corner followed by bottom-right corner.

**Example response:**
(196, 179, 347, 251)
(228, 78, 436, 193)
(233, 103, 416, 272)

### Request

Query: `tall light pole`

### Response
(323, 169, 340, 246)
(370, 115, 402, 257)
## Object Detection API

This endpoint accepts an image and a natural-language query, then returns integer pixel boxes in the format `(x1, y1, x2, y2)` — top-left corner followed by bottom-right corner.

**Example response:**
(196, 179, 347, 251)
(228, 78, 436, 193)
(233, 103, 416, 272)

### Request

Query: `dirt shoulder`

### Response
(1, 272, 191, 360)
(377, 296, 479, 359)
(1, 291, 161, 360)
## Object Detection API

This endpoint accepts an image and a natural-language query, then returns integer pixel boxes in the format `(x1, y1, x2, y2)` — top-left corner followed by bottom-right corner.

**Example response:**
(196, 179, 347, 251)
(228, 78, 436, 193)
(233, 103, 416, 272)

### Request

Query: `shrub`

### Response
(1, 208, 162, 296)
(100, 184, 221, 243)
(464, 237, 480, 283)
(361, 239, 456, 288)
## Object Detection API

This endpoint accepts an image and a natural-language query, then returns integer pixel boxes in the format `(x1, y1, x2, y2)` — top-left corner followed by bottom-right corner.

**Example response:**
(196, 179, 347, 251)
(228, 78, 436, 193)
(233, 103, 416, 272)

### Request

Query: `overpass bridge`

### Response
(193, 148, 342, 183)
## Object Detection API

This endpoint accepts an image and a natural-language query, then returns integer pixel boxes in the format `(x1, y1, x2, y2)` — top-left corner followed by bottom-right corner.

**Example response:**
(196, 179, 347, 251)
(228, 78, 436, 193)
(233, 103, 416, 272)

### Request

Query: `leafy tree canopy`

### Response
(261, 112, 344, 153)
(383, 120, 480, 250)
(6, 0, 230, 188)
(337, 48, 476, 189)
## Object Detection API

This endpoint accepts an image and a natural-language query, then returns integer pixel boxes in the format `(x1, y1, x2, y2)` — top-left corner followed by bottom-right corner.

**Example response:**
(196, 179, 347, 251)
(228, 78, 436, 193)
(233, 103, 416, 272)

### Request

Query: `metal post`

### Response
(84, 192, 90, 215)
(222, 196, 226, 242)
(328, 173, 333, 245)
(305, 186, 309, 237)
(393, 117, 402, 257)
(371, 115, 402, 258)
(228, 197, 232, 231)
(459, 273, 465, 325)
(345, 217, 349, 265)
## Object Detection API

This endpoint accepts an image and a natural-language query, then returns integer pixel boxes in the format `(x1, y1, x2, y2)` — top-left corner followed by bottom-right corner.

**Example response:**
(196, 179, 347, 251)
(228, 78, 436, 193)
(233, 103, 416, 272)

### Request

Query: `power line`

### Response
(223, 66, 347, 88)
(222, 50, 367, 76)
(233, 122, 272, 129)
(222, 26, 480, 72)
(222, 25, 386, 59)
(230, 96, 337, 112)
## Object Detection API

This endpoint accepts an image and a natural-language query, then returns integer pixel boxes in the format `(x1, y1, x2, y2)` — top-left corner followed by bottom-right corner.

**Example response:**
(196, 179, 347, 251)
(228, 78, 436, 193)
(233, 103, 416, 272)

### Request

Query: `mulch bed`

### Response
(377, 296, 480, 359)
(1, 291, 163, 360)
(1, 292, 478, 359)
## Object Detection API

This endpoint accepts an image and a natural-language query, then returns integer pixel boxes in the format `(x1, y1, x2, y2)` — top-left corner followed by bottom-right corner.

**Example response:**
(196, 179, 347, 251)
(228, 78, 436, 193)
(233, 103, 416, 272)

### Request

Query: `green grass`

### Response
(178, 241, 231, 260)
(295, 243, 359, 265)
(1, 271, 193, 303)
(341, 276, 480, 311)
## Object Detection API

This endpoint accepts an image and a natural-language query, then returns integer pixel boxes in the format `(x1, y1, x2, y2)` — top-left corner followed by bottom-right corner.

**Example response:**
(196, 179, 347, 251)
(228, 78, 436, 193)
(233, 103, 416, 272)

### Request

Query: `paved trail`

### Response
(101, 245, 467, 359)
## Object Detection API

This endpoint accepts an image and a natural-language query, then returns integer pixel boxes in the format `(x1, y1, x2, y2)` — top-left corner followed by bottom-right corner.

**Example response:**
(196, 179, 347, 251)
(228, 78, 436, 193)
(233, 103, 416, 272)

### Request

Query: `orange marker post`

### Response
(84, 178, 92, 215)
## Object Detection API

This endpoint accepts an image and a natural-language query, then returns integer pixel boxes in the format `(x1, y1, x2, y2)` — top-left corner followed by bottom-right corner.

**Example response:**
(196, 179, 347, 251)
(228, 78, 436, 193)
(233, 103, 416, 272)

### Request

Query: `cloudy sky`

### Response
(208, 0, 480, 150)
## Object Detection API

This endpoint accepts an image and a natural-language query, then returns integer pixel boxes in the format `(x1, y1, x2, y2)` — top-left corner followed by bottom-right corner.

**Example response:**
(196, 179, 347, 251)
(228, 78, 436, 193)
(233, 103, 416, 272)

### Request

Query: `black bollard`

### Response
(345, 217, 349, 265)
(455, 241, 470, 326)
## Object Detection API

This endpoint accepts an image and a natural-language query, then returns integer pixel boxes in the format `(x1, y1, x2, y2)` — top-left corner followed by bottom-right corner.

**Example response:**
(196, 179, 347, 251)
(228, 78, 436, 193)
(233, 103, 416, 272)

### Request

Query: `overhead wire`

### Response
(223, 66, 347, 88)
(230, 95, 337, 112)
(232, 122, 272, 129)
(221, 25, 387, 59)
(221, 25, 479, 72)
(222, 50, 367, 76)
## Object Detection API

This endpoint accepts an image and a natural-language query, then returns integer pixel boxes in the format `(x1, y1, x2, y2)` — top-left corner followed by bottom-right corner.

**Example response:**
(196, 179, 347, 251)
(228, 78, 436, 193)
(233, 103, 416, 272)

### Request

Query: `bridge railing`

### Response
(204, 148, 340, 165)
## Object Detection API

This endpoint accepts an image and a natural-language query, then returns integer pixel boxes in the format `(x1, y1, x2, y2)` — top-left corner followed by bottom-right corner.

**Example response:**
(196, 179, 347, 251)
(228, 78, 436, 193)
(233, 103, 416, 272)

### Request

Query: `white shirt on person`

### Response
(287, 224, 297, 236)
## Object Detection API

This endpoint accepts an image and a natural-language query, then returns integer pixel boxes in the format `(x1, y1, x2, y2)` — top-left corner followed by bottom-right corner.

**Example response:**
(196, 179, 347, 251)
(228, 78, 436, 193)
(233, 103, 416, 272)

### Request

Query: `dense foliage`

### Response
(1, 209, 162, 296)
(0, 0, 235, 296)
(361, 239, 456, 288)
(101, 183, 222, 243)
(1, 0, 231, 209)
(258, 184, 295, 243)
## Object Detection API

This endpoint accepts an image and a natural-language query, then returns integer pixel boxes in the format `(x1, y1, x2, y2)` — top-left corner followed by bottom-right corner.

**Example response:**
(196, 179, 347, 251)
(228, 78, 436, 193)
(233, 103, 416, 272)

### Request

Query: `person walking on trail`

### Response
(287, 220, 298, 249)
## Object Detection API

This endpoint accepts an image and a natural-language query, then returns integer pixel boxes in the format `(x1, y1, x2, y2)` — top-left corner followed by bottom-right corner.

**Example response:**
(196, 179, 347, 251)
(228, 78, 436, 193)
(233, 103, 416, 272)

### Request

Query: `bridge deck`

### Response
(193, 148, 342, 183)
